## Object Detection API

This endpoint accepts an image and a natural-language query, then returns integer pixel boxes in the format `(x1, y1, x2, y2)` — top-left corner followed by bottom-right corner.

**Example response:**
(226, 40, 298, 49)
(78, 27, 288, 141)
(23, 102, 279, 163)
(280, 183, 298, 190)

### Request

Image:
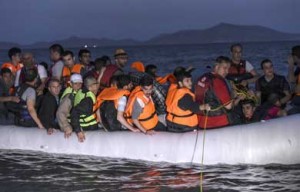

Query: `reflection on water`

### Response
(0, 150, 299, 192)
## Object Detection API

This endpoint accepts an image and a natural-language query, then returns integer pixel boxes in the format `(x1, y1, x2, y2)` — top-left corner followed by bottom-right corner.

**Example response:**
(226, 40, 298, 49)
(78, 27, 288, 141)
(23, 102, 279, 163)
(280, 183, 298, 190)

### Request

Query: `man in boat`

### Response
(71, 76, 99, 142)
(0, 68, 20, 124)
(227, 43, 258, 87)
(125, 75, 166, 134)
(49, 44, 64, 81)
(195, 56, 244, 129)
(57, 74, 83, 138)
(166, 70, 210, 132)
(255, 59, 291, 106)
(61, 51, 85, 89)
(78, 49, 93, 73)
(14, 52, 48, 97)
(96, 75, 140, 132)
(38, 78, 61, 135)
(287, 45, 300, 89)
(100, 48, 128, 87)
(1, 47, 23, 76)
(14, 68, 45, 128)
(240, 99, 258, 123)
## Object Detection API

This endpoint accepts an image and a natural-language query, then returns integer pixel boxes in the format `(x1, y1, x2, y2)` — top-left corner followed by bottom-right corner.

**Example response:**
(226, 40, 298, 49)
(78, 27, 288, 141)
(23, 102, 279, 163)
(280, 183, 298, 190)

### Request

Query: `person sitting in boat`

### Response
(70, 76, 99, 142)
(227, 43, 258, 87)
(38, 78, 61, 135)
(255, 59, 291, 107)
(287, 45, 300, 89)
(0, 68, 20, 125)
(78, 49, 93, 73)
(195, 56, 242, 129)
(14, 68, 45, 128)
(255, 93, 287, 121)
(287, 84, 300, 115)
(240, 99, 259, 123)
(96, 75, 140, 132)
(166, 70, 210, 132)
(124, 75, 166, 135)
(1, 47, 23, 76)
(49, 44, 64, 81)
(100, 48, 128, 87)
(56, 74, 83, 138)
(61, 50, 85, 89)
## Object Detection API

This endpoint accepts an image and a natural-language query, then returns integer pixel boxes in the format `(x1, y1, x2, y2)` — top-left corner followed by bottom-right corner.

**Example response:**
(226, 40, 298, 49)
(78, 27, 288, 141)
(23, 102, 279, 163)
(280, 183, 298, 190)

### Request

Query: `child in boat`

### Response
(166, 70, 210, 132)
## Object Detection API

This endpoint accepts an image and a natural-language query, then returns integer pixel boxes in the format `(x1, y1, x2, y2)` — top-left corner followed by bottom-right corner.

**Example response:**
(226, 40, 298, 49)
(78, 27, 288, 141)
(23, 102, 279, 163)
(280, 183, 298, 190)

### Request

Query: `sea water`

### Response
(0, 41, 300, 191)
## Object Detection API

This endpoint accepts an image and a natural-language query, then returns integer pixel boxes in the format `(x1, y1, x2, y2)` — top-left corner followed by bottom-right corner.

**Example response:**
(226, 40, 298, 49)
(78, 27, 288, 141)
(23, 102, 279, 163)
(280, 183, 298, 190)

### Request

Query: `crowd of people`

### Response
(0, 43, 300, 142)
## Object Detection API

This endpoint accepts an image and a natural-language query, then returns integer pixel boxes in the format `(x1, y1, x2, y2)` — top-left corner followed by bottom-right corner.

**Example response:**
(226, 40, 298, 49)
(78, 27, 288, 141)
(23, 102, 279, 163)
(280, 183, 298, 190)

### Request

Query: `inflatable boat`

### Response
(0, 114, 299, 165)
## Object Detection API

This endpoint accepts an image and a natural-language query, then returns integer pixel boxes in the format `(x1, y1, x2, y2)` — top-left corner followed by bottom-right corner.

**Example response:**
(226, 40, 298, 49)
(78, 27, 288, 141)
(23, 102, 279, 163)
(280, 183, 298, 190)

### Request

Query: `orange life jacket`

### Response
(62, 64, 84, 86)
(95, 87, 130, 110)
(166, 87, 198, 127)
(1, 62, 23, 75)
(156, 73, 175, 84)
(125, 90, 158, 130)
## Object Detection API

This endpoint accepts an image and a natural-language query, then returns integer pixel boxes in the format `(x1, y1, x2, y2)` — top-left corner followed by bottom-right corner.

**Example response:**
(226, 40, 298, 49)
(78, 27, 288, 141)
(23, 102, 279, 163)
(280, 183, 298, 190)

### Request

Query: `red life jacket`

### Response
(101, 64, 121, 87)
(228, 60, 246, 75)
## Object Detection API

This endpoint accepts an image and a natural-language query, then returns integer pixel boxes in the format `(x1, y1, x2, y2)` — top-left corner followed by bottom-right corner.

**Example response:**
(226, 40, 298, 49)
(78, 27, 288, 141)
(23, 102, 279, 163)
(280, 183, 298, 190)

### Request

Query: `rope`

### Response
(199, 112, 208, 192)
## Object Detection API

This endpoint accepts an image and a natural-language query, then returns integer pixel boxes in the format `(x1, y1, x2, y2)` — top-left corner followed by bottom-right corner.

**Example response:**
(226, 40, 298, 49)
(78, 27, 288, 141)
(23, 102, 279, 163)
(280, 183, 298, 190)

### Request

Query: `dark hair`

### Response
(240, 99, 255, 107)
(215, 56, 231, 64)
(49, 44, 64, 55)
(94, 57, 106, 68)
(62, 50, 74, 58)
(39, 62, 48, 70)
(145, 64, 157, 77)
(116, 75, 131, 89)
(8, 47, 21, 60)
(140, 75, 153, 87)
(78, 49, 91, 58)
(260, 59, 272, 69)
(109, 75, 119, 87)
(48, 78, 61, 87)
(24, 68, 38, 82)
(101, 55, 111, 64)
(0, 68, 12, 75)
(292, 45, 300, 58)
(176, 71, 192, 83)
(230, 43, 243, 52)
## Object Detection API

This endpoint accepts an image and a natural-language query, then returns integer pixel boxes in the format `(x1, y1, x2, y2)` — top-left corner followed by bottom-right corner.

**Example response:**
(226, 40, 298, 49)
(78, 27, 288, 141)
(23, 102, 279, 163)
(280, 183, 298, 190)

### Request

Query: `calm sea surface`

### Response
(1, 41, 300, 191)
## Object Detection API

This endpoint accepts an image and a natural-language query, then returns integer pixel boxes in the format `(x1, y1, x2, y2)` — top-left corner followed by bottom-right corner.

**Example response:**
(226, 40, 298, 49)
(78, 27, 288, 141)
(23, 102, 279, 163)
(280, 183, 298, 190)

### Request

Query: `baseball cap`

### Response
(114, 48, 128, 58)
(70, 74, 83, 83)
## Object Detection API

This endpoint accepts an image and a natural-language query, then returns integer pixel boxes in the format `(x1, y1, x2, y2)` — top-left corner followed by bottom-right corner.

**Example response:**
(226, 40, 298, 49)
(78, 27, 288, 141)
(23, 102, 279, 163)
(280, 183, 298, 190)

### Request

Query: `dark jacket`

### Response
(38, 91, 59, 129)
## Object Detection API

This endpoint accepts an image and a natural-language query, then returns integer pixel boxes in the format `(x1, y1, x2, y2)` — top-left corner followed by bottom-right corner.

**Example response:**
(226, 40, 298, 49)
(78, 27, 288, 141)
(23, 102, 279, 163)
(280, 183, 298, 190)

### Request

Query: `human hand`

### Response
(10, 96, 20, 103)
(64, 130, 72, 139)
(240, 80, 248, 87)
(77, 132, 85, 143)
(200, 104, 211, 111)
(47, 128, 55, 135)
(145, 130, 155, 135)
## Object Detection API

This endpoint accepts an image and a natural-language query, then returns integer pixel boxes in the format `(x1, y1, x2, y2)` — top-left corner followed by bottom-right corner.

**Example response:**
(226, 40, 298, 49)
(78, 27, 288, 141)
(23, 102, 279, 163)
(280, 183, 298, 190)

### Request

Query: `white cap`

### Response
(70, 74, 83, 83)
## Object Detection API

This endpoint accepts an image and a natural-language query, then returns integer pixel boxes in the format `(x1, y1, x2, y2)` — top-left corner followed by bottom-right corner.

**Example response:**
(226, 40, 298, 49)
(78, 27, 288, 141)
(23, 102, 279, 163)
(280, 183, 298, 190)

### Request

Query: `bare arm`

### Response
(117, 111, 140, 132)
(280, 90, 291, 105)
(27, 99, 44, 129)
(132, 119, 147, 134)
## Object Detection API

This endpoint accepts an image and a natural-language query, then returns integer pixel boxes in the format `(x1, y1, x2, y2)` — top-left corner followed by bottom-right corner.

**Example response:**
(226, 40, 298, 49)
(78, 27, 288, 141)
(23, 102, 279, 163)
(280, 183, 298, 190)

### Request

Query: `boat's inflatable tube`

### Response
(0, 114, 299, 165)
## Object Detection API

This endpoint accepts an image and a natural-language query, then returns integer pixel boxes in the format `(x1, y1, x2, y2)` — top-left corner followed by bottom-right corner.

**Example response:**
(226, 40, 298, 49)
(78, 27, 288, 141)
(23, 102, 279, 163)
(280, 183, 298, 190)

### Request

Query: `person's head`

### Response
(261, 59, 274, 77)
(8, 47, 22, 63)
(268, 93, 281, 107)
(84, 76, 99, 95)
(145, 64, 157, 77)
(49, 44, 64, 62)
(24, 68, 38, 84)
(62, 51, 75, 68)
(114, 48, 128, 68)
(177, 71, 192, 89)
(241, 99, 256, 119)
(292, 45, 300, 64)
(213, 56, 231, 77)
(48, 78, 61, 97)
(116, 75, 133, 91)
(230, 43, 243, 62)
(0, 68, 13, 86)
(78, 49, 91, 65)
(94, 57, 106, 71)
(101, 55, 111, 65)
(22, 52, 35, 68)
(140, 75, 154, 98)
(70, 74, 83, 91)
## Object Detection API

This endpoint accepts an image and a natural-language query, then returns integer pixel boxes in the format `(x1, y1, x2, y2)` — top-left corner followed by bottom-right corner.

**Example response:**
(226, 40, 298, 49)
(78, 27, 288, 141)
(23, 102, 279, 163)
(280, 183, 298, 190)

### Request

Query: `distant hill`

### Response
(146, 23, 300, 45)
(1, 23, 300, 49)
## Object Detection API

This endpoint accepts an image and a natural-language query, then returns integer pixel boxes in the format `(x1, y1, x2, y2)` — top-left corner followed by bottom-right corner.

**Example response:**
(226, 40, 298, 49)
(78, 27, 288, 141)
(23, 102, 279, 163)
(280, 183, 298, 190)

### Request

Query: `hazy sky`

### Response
(0, 0, 299, 44)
